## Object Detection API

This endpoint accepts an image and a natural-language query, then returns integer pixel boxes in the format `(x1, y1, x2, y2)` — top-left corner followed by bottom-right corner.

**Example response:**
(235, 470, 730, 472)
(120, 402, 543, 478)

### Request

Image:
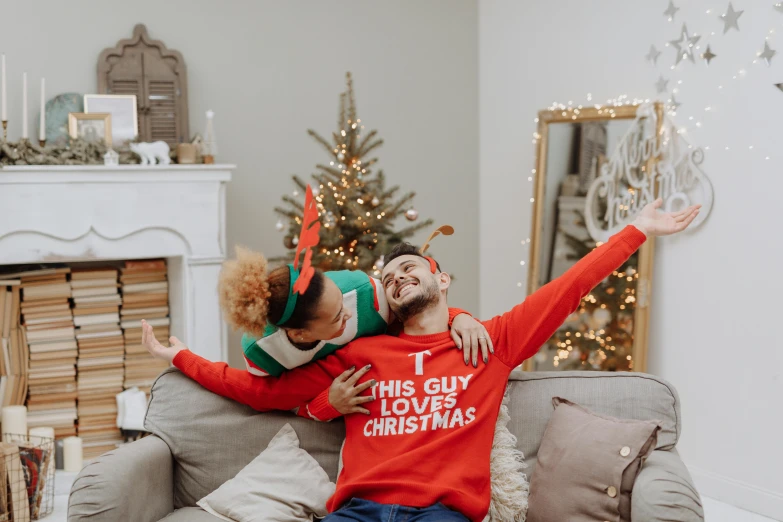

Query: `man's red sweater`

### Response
(173, 225, 647, 522)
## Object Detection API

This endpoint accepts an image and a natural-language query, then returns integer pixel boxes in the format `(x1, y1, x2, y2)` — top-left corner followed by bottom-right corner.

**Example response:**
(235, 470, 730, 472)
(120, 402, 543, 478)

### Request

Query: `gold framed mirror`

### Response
(522, 103, 664, 374)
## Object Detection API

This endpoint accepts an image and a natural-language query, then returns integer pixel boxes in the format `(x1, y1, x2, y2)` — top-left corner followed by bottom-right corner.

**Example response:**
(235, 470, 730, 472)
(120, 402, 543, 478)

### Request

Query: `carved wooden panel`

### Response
(97, 24, 189, 146)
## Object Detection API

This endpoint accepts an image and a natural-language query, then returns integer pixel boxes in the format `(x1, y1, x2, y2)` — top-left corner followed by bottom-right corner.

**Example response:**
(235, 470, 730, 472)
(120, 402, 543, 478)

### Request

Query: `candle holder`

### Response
(39, 139, 46, 147)
(1, 120, 6, 141)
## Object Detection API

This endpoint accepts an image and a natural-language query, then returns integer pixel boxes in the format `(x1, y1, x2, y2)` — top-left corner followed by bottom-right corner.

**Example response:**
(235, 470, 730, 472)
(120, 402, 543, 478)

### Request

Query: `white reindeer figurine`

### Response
(130, 141, 172, 165)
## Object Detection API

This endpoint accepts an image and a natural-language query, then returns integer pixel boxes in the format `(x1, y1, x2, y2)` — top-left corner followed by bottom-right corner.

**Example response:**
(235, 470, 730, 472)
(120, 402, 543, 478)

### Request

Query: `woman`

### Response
(214, 246, 491, 421)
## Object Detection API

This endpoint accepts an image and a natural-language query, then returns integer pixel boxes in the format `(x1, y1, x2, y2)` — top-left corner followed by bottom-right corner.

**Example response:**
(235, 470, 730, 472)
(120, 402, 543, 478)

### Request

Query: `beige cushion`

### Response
(144, 369, 346, 508)
(505, 370, 680, 479)
(196, 424, 335, 521)
(527, 397, 660, 522)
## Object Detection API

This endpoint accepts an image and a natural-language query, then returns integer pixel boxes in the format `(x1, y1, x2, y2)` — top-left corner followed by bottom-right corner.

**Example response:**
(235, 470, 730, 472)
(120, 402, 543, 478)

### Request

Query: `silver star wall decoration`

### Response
(669, 24, 701, 65)
(774, 2, 783, 13)
(701, 45, 717, 65)
(775, 83, 783, 92)
(720, 3, 744, 33)
(656, 75, 670, 93)
(646, 45, 662, 65)
(668, 94, 682, 111)
(664, 1, 680, 21)
(759, 41, 777, 66)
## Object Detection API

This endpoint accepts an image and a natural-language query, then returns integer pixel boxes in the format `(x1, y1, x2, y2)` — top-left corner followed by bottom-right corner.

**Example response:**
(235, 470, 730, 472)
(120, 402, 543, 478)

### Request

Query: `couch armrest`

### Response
(68, 435, 174, 522)
(632, 448, 704, 522)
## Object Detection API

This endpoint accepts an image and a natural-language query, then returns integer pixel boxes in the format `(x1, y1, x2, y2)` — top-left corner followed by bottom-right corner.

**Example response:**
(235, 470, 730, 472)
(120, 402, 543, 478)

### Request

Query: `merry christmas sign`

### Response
(584, 103, 714, 243)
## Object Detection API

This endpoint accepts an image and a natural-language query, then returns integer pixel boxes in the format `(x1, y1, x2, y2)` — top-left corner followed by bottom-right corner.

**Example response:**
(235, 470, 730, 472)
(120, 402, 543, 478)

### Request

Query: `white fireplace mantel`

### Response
(0, 164, 234, 362)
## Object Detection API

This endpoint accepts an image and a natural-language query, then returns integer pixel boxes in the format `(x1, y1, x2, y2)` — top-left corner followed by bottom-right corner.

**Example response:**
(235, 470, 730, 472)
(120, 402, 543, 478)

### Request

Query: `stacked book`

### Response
(0, 277, 26, 408)
(14, 268, 77, 439)
(120, 260, 171, 395)
(71, 268, 125, 458)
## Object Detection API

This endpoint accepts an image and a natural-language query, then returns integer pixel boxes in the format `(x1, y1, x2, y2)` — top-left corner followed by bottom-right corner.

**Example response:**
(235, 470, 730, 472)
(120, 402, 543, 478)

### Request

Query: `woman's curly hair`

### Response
(218, 246, 274, 337)
(218, 246, 326, 337)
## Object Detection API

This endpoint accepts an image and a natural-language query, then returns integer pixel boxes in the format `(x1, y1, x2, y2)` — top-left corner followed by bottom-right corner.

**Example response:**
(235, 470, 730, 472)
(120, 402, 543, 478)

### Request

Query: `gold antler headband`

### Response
(419, 225, 454, 273)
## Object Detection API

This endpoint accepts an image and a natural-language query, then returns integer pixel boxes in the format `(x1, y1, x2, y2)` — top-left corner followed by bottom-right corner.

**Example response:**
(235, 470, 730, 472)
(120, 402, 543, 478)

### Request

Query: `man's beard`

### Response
(391, 278, 440, 323)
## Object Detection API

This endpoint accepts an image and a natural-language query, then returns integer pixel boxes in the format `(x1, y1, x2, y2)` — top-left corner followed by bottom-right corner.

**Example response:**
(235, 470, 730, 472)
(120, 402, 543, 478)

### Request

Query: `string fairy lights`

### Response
(501, 3, 774, 370)
(516, 9, 769, 371)
(517, 1, 777, 295)
(518, 94, 651, 290)
(519, 95, 705, 371)
(655, 2, 780, 160)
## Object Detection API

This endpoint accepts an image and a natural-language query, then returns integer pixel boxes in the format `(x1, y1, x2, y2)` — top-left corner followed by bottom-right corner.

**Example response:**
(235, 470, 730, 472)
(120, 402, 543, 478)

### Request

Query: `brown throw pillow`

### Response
(527, 397, 660, 522)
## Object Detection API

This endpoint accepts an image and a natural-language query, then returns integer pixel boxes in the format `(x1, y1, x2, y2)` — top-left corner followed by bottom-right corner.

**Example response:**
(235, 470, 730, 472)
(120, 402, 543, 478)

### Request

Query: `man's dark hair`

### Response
(385, 242, 442, 272)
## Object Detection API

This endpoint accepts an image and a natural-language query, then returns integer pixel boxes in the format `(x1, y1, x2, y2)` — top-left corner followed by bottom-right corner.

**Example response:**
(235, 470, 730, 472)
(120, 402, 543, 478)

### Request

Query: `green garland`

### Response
(0, 138, 141, 167)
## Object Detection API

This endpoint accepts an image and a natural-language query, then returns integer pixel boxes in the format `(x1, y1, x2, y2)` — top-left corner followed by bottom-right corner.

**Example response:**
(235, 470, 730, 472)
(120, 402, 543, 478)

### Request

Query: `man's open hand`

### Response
(632, 198, 701, 237)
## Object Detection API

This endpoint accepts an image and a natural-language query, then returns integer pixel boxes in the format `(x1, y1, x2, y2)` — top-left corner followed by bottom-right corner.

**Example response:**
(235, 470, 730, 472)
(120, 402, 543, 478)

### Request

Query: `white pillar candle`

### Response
(29, 426, 55, 473)
(21, 72, 27, 139)
(39, 77, 45, 141)
(1, 54, 6, 122)
(63, 436, 83, 472)
(29, 426, 55, 447)
(1, 405, 27, 441)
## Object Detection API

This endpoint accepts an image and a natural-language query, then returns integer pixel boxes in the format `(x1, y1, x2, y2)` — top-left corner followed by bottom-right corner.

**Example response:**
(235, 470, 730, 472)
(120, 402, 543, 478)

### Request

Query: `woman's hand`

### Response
(142, 319, 186, 364)
(329, 365, 376, 415)
(451, 314, 494, 368)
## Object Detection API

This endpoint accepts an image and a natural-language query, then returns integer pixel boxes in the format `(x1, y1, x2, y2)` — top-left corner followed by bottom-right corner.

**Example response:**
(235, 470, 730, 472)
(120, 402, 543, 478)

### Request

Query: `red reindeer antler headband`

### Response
(293, 184, 321, 294)
(275, 184, 321, 326)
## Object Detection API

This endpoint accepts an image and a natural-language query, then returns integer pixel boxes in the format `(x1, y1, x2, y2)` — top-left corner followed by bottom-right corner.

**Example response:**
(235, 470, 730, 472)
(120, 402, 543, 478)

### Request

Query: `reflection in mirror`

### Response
(530, 117, 645, 372)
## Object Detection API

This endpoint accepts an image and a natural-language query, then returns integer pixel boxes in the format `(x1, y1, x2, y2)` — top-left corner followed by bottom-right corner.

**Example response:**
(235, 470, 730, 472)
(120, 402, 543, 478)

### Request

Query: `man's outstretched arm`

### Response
(486, 199, 700, 369)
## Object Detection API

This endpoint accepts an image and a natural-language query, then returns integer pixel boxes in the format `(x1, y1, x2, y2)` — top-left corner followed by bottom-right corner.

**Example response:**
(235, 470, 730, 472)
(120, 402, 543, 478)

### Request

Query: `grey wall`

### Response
(2, 0, 479, 368)
(480, 0, 782, 516)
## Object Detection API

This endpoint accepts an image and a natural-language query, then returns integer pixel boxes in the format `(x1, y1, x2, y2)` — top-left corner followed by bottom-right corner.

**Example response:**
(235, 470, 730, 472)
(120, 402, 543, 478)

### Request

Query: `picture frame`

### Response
(68, 112, 112, 147)
(84, 94, 138, 145)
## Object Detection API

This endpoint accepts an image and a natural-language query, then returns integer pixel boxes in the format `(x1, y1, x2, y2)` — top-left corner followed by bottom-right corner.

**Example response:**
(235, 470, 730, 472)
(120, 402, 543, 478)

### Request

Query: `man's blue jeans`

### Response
(323, 498, 470, 521)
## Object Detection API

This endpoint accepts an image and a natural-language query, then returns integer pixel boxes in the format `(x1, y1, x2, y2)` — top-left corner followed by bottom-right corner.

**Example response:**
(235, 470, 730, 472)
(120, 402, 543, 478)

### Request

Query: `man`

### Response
(144, 199, 699, 521)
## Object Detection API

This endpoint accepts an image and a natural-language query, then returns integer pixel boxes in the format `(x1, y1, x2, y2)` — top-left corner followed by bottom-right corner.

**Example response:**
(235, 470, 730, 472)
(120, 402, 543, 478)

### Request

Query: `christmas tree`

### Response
(543, 221, 639, 372)
(273, 72, 433, 274)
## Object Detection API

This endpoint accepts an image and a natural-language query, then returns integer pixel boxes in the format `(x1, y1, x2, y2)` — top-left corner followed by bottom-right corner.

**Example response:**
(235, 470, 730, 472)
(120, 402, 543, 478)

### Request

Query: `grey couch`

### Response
(68, 368, 704, 522)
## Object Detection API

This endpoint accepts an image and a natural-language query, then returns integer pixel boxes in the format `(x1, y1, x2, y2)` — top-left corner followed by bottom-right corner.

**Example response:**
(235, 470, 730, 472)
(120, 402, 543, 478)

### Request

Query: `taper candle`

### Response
(21, 72, 27, 139)
(39, 77, 45, 142)
(1, 54, 7, 121)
